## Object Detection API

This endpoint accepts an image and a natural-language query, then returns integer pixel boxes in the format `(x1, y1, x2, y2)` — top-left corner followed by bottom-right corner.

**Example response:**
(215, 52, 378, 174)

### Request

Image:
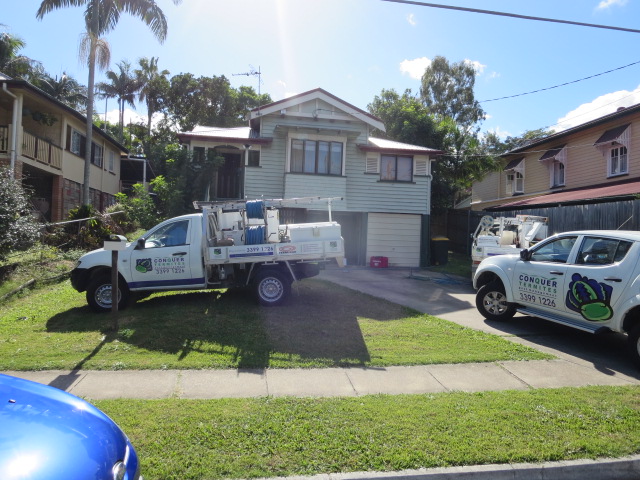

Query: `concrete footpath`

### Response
(5, 265, 640, 479)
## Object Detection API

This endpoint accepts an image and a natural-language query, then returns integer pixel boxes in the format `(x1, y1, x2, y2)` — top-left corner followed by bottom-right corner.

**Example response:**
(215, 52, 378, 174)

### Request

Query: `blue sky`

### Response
(7, 0, 640, 140)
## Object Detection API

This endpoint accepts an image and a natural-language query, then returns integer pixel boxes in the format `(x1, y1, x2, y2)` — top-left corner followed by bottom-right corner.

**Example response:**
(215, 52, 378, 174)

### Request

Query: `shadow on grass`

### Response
(45, 280, 407, 369)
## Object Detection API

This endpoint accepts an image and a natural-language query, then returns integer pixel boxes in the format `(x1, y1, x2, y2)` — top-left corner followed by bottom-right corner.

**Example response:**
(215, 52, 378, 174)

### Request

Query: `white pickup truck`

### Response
(71, 197, 344, 312)
(474, 230, 640, 368)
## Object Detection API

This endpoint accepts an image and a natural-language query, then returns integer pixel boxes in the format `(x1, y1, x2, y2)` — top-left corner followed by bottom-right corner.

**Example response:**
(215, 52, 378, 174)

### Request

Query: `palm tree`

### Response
(97, 60, 141, 142)
(34, 72, 88, 112)
(135, 56, 169, 145)
(36, 0, 182, 206)
(0, 29, 40, 79)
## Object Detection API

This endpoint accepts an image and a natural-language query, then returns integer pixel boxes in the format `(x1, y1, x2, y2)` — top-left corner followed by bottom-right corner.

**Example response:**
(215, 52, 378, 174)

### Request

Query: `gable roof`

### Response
(249, 88, 385, 132)
(176, 126, 272, 145)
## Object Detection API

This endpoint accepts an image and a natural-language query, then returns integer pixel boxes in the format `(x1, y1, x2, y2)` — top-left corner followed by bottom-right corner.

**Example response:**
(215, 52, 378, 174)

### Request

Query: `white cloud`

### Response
(555, 85, 640, 131)
(464, 59, 487, 75)
(407, 13, 417, 26)
(400, 57, 431, 80)
(596, 0, 628, 10)
(277, 80, 287, 88)
(483, 126, 511, 140)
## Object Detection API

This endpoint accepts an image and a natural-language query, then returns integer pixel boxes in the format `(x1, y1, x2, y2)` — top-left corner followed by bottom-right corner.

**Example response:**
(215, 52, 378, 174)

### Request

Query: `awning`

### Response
(539, 145, 566, 163)
(503, 157, 524, 174)
(593, 123, 631, 147)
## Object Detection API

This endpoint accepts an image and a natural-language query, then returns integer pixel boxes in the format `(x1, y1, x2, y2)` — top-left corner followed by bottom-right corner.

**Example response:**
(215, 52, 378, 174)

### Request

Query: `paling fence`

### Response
(442, 199, 640, 255)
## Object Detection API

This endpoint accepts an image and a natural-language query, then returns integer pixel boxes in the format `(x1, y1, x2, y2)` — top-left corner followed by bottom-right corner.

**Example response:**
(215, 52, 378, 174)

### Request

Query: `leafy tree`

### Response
(0, 168, 40, 260)
(115, 183, 159, 229)
(368, 88, 443, 147)
(420, 56, 485, 132)
(483, 127, 555, 155)
(97, 60, 141, 142)
(36, 0, 182, 206)
(33, 71, 87, 111)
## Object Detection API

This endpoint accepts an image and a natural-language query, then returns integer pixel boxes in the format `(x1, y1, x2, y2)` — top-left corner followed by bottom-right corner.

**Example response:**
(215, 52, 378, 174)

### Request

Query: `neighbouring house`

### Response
(0, 75, 128, 222)
(177, 88, 443, 267)
(471, 104, 640, 220)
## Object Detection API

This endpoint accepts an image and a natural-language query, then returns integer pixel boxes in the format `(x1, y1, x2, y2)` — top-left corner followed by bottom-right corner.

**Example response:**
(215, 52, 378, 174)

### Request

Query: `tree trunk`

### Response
(83, 36, 97, 207)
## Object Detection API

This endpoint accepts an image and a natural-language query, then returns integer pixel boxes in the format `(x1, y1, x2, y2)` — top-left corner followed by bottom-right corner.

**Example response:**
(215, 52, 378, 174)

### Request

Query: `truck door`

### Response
(512, 235, 578, 313)
(561, 236, 635, 327)
(128, 218, 206, 290)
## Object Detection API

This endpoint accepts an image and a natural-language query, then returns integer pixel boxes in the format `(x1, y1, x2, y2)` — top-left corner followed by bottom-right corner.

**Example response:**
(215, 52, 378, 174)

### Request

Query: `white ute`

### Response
(471, 215, 548, 274)
(71, 197, 345, 312)
(474, 230, 640, 368)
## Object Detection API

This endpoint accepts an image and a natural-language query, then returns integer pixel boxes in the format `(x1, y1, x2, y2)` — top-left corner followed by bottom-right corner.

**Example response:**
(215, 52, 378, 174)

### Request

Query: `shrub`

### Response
(0, 167, 40, 260)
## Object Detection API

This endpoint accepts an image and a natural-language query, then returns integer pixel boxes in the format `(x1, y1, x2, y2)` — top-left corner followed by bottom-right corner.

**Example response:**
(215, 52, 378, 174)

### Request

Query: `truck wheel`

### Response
(627, 324, 640, 369)
(86, 274, 130, 313)
(476, 281, 516, 321)
(254, 269, 291, 306)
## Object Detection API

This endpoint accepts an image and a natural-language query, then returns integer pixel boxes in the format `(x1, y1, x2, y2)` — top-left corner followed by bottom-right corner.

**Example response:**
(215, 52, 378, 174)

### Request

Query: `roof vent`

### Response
(617, 106, 626, 112)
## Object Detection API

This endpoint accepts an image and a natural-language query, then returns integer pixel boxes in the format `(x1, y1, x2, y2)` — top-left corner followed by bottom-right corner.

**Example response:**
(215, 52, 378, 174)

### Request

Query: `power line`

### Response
(381, 0, 640, 34)
(480, 60, 640, 103)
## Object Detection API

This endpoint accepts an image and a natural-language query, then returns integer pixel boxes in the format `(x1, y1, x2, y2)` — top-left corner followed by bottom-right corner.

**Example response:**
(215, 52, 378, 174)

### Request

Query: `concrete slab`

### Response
(427, 362, 529, 392)
(179, 369, 268, 398)
(68, 370, 179, 399)
(4, 370, 86, 392)
(266, 368, 355, 397)
(501, 359, 640, 389)
(346, 366, 446, 395)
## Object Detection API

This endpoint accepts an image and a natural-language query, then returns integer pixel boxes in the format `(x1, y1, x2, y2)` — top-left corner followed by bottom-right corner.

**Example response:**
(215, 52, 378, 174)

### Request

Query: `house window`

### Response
(507, 172, 524, 194)
(609, 146, 628, 176)
(108, 151, 115, 172)
(67, 127, 104, 167)
(381, 155, 413, 182)
(552, 161, 565, 187)
(92, 143, 103, 168)
(248, 150, 260, 167)
(192, 146, 205, 162)
(290, 139, 343, 175)
(70, 130, 83, 156)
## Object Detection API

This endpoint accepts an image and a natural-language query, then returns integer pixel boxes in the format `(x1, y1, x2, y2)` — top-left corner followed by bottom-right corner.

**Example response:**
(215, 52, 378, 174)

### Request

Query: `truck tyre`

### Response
(86, 274, 130, 313)
(627, 324, 640, 369)
(254, 269, 291, 306)
(476, 280, 516, 321)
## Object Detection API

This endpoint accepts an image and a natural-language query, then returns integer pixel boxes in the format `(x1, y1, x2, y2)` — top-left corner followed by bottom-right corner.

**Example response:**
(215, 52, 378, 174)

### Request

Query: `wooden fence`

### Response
(440, 200, 640, 255)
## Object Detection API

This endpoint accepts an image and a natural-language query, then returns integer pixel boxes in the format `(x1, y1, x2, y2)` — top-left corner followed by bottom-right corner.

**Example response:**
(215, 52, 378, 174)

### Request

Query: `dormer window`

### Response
(539, 145, 566, 188)
(503, 157, 524, 195)
(594, 124, 630, 178)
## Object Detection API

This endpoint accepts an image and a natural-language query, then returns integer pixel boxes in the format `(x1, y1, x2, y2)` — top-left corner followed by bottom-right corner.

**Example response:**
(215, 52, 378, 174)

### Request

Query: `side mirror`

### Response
(135, 237, 145, 250)
(520, 249, 530, 261)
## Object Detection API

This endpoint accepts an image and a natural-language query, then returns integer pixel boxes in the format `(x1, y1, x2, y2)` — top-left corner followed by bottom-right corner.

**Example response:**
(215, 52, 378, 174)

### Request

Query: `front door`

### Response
(128, 218, 205, 290)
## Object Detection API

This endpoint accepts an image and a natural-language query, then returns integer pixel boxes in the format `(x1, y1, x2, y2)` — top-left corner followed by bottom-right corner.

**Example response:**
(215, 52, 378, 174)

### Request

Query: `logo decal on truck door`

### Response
(136, 258, 153, 273)
(565, 273, 613, 321)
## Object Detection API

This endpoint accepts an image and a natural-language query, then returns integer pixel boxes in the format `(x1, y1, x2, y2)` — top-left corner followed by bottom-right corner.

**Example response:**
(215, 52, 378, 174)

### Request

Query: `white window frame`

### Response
(552, 160, 565, 187)
(70, 129, 83, 156)
(608, 145, 628, 177)
(108, 150, 115, 172)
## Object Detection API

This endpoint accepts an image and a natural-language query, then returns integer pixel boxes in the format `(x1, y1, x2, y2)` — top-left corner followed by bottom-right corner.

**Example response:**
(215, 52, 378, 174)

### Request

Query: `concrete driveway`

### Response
(319, 265, 640, 380)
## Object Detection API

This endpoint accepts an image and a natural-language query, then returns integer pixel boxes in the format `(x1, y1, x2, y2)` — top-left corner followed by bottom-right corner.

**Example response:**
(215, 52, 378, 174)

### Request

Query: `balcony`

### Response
(0, 125, 62, 170)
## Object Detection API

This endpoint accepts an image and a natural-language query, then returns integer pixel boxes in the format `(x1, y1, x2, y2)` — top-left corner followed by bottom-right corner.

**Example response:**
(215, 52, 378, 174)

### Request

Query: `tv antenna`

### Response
(233, 65, 263, 97)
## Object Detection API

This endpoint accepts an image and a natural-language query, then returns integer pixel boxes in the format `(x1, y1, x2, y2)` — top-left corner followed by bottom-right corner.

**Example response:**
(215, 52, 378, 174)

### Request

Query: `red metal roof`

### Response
(493, 178, 640, 209)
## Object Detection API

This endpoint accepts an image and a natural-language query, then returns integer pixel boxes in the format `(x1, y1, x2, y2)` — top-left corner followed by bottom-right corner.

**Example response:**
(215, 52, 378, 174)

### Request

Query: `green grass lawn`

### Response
(0, 278, 550, 370)
(97, 386, 640, 480)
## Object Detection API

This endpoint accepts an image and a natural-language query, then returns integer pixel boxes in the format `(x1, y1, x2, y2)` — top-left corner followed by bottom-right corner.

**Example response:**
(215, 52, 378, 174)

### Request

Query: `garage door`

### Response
(366, 213, 421, 267)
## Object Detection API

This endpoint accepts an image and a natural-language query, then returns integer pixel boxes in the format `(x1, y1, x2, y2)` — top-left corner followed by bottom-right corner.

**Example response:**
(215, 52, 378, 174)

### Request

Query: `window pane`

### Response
(515, 172, 524, 192)
(397, 156, 412, 181)
(381, 155, 396, 180)
(304, 141, 316, 173)
(248, 150, 260, 167)
(317, 141, 329, 174)
(531, 236, 576, 263)
(330, 142, 342, 175)
(291, 140, 304, 172)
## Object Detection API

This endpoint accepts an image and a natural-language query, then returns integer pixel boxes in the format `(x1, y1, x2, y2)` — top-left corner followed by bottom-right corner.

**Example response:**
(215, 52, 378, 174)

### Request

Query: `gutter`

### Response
(1, 83, 19, 176)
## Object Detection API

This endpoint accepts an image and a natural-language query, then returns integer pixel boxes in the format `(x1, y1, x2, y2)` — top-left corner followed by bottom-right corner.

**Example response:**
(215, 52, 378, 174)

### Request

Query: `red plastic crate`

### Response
(370, 256, 388, 268)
